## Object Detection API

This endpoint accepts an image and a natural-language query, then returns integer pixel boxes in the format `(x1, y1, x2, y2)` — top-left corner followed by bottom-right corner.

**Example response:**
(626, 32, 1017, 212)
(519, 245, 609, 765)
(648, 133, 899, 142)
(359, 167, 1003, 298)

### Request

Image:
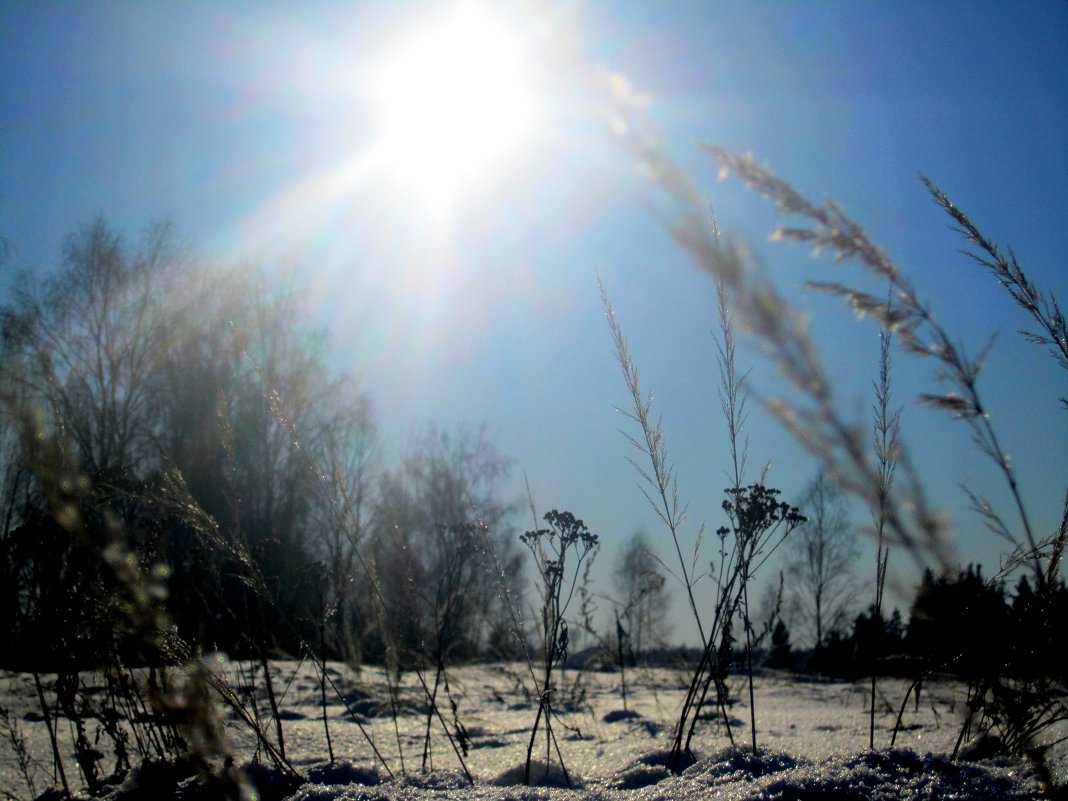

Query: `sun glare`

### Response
(372, 4, 534, 213)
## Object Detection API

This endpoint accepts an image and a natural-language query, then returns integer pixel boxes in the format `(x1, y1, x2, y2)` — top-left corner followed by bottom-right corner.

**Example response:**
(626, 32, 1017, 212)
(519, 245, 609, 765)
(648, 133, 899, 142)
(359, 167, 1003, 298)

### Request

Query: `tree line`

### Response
(763, 471, 1066, 684)
(2, 217, 1061, 686)
(0, 217, 525, 672)
(764, 565, 1067, 682)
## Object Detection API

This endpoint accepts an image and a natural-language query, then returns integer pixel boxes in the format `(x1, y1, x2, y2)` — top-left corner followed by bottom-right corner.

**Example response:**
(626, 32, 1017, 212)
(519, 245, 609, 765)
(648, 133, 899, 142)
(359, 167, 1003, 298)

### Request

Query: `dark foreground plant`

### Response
(0, 401, 269, 800)
(414, 521, 483, 784)
(870, 298, 901, 750)
(602, 273, 805, 766)
(605, 114, 1067, 787)
(582, 39, 1067, 785)
(702, 155, 1068, 782)
(520, 509, 598, 786)
(0, 700, 38, 801)
(664, 484, 804, 769)
(600, 282, 735, 755)
(722, 485, 805, 754)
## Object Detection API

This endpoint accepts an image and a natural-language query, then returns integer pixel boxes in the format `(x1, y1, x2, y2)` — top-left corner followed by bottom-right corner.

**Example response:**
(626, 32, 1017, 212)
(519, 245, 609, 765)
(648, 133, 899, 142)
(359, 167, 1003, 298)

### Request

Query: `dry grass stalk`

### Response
(870, 293, 901, 750)
(520, 509, 598, 786)
(601, 90, 1066, 776)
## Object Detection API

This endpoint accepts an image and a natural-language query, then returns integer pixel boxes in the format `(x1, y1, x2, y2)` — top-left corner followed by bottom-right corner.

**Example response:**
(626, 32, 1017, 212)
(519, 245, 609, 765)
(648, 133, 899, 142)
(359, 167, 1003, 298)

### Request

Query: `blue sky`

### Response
(3, 1, 1066, 646)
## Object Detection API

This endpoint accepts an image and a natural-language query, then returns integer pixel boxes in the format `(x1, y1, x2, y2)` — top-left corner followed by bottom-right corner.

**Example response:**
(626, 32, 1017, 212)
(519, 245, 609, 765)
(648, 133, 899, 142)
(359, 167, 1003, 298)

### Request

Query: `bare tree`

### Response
(786, 470, 859, 651)
(151, 257, 368, 653)
(1, 216, 383, 661)
(3, 217, 177, 481)
(309, 390, 378, 665)
(0, 218, 186, 665)
(612, 530, 670, 661)
(371, 423, 519, 662)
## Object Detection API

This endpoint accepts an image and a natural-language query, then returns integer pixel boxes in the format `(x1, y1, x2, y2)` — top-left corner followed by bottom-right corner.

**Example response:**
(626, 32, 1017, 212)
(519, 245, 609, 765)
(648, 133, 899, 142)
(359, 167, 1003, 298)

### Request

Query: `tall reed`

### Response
(601, 267, 804, 766)
(606, 113, 1066, 782)
(869, 291, 901, 749)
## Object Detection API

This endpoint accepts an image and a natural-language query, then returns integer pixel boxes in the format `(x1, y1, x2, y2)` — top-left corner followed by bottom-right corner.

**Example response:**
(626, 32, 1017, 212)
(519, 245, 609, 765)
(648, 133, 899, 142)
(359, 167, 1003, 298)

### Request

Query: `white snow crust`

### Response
(1, 662, 1058, 800)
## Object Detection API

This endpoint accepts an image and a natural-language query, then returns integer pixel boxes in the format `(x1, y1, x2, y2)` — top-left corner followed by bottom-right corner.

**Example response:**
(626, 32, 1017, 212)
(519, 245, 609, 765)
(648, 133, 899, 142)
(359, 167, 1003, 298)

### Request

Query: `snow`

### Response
(1, 662, 1057, 800)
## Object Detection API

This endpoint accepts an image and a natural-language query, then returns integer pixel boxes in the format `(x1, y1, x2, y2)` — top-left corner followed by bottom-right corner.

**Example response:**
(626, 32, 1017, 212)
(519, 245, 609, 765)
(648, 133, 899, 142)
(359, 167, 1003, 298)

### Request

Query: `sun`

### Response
(372, 4, 534, 213)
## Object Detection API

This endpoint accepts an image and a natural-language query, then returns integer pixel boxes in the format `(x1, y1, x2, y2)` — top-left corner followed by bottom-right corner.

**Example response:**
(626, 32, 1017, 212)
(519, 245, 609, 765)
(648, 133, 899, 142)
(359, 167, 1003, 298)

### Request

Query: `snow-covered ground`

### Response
(1, 661, 1060, 799)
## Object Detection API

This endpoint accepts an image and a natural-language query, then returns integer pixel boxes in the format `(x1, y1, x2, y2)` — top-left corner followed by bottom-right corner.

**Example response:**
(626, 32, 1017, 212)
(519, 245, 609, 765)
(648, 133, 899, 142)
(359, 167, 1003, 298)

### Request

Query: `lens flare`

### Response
(372, 4, 534, 213)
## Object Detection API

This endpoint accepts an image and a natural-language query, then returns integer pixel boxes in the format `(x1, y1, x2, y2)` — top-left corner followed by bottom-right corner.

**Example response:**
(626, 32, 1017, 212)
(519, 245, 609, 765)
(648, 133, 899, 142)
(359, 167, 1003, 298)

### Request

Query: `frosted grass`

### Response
(1, 662, 1055, 799)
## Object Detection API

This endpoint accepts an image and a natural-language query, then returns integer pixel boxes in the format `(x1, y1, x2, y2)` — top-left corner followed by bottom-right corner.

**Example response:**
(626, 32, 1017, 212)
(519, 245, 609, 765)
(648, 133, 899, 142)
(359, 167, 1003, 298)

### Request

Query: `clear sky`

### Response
(3, 1, 1066, 646)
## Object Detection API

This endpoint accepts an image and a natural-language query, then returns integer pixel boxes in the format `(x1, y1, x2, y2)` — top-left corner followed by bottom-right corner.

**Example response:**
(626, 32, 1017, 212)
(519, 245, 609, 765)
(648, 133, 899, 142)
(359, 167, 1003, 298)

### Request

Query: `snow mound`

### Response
(491, 759, 585, 788)
(605, 759, 670, 789)
(187, 749, 1040, 801)
(304, 761, 383, 787)
(676, 747, 1040, 801)
(602, 709, 641, 724)
(601, 709, 662, 737)
(683, 744, 800, 783)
